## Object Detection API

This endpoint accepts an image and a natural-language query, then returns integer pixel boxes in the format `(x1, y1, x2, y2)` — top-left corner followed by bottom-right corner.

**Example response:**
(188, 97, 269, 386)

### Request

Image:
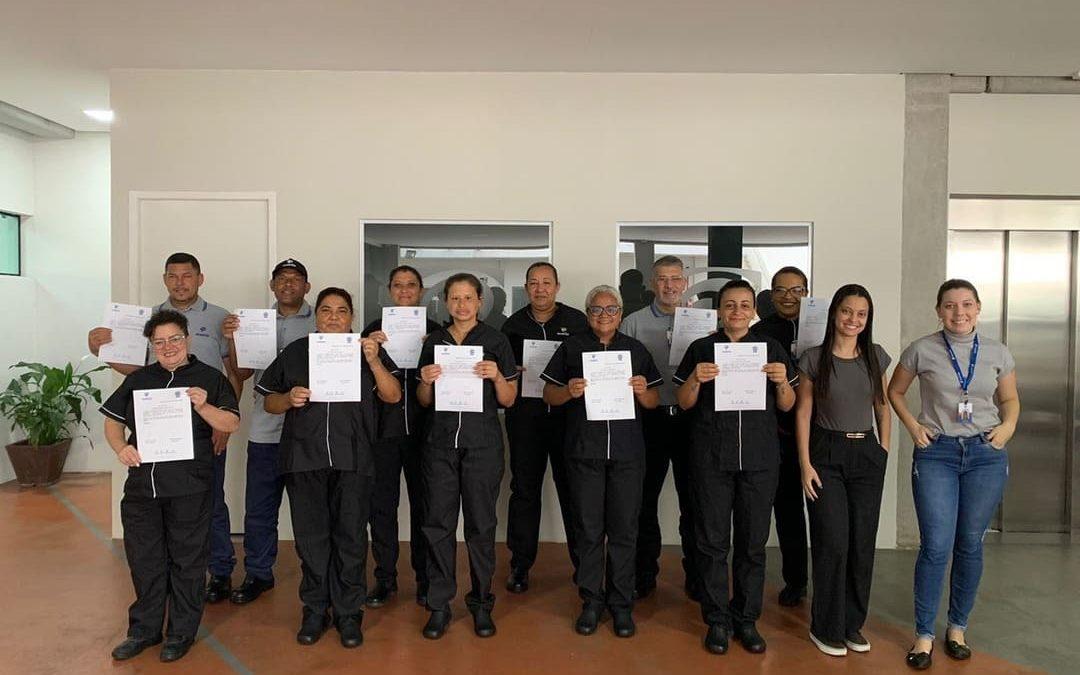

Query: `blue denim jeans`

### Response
(242, 441, 285, 581)
(208, 450, 236, 577)
(912, 433, 1008, 639)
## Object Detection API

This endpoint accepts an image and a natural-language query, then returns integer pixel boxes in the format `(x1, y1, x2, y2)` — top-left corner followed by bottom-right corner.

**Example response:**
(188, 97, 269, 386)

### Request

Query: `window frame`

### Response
(0, 210, 21, 277)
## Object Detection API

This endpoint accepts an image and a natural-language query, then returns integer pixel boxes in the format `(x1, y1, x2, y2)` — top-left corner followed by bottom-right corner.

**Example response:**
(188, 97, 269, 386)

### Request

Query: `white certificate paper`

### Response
(98, 302, 152, 366)
(521, 339, 560, 399)
(234, 308, 277, 370)
(582, 350, 635, 421)
(133, 388, 194, 463)
(795, 297, 829, 357)
(434, 345, 483, 412)
(308, 333, 363, 402)
(714, 342, 767, 411)
(382, 306, 427, 369)
(670, 307, 717, 365)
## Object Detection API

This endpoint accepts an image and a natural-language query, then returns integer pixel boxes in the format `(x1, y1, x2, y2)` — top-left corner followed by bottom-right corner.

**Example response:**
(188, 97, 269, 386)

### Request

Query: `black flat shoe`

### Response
(296, 608, 330, 645)
(575, 605, 601, 636)
(472, 609, 497, 637)
(704, 624, 730, 654)
(337, 615, 364, 648)
(778, 585, 807, 607)
(159, 636, 193, 663)
(111, 635, 162, 660)
(230, 576, 274, 605)
(365, 580, 398, 608)
(506, 569, 529, 594)
(906, 646, 933, 670)
(945, 639, 972, 660)
(423, 609, 452, 640)
(734, 622, 767, 654)
(612, 610, 636, 638)
(204, 575, 232, 604)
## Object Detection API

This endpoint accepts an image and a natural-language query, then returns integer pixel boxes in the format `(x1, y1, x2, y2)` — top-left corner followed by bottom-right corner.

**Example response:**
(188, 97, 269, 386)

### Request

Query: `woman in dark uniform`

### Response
(102, 309, 241, 663)
(674, 279, 796, 656)
(257, 287, 401, 649)
(541, 284, 661, 638)
(416, 273, 518, 640)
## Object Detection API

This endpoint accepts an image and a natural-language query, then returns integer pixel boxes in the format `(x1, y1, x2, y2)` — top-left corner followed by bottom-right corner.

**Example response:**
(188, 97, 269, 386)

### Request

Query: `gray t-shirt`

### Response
(898, 330, 1015, 437)
(153, 298, 230, 373)
(620, 302, 677, 406)
(249, 302, 316, 444)
(798, 344, 891, 432)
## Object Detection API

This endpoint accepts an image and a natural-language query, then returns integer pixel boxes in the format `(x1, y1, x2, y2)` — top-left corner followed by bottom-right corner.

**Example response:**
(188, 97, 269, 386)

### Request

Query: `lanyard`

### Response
(942, 331, 979, 395)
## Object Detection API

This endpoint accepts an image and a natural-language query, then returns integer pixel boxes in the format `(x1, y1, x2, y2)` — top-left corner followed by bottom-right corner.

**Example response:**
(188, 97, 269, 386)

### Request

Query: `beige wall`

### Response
(110, 70, 906, 544)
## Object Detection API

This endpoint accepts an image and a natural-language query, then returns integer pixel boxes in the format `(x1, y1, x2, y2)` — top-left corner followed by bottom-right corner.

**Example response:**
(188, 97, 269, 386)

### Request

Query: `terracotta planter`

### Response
(4, 439, 72, 487)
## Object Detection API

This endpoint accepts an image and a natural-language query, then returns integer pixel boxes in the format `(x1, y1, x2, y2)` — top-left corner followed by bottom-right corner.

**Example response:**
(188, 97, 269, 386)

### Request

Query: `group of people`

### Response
(92, 251, 1019, 671)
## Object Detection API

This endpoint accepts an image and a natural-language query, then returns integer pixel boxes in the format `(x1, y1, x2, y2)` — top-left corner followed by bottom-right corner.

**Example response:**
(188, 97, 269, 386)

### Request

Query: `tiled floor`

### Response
(0, 474, 1045, 674)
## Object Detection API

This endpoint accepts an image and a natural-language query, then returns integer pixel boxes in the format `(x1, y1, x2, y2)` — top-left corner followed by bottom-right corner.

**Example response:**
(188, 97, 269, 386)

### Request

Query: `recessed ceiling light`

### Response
(83, 109, 114, 123)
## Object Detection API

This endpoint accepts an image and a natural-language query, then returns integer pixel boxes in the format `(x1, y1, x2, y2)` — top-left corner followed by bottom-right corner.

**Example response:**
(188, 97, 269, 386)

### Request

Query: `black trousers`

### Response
(690, 450, 779, 629)
(566, 458, 645, 611)
(774, 431, 809, 590)
(285, 469, 372, 619)
(121, 490, 212, 640)
(370, 435, 428, 588)
(636, 407, 698, 589)
(806, 429, 887, 642)
(505, 408, 576, 572)
(422, 443, 504, 612)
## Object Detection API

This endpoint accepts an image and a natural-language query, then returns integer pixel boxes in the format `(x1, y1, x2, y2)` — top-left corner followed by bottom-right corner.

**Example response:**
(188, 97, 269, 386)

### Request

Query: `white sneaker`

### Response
(810, 630, 848, 657)
(845, 632, 872, 653)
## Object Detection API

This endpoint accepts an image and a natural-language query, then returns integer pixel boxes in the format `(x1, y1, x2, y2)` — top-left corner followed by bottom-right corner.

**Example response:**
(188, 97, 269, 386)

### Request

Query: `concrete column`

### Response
(897, 74, 951, 547)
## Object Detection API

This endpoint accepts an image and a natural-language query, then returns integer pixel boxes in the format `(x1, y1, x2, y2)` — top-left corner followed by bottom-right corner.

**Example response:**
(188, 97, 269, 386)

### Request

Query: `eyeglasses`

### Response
(772, 285, 807, 297)
(151, 334, 186, 350)
(587, 305, 622, 317)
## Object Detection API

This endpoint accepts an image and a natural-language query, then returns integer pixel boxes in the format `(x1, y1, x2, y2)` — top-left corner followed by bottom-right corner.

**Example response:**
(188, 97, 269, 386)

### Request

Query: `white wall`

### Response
(110, 70, 906, 545)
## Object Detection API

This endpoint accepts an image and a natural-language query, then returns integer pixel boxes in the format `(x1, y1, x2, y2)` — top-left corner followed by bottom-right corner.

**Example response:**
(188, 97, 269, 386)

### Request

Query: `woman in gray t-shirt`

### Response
(888, 279, 1020, 670)
(794, 284, 891, 658)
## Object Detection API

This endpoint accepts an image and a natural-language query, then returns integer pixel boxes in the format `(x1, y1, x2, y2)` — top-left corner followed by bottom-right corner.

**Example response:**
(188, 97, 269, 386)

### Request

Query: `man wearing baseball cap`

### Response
(222, 258, 315, 604)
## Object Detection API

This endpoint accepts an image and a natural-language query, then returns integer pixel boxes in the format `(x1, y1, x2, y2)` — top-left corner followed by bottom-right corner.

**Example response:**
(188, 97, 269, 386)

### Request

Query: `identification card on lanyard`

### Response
(942, 332, 979, 422)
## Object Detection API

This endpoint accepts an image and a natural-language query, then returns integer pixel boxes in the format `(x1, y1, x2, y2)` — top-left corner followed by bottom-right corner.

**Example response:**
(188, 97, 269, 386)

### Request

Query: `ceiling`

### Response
(3, 0, 1080, 131)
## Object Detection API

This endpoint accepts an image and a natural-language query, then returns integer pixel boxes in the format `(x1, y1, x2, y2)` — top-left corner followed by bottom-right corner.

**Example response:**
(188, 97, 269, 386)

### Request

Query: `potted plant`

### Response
(0, 360, 108, 487)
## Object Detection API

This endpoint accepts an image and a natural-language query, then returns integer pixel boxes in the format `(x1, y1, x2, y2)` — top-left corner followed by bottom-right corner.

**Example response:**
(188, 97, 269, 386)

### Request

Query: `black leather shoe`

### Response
(734, 622, 767, 654)
(204, 575, 232, 604)
(612, 610, 636, 638)
(296, 608, 330, 645)
(337, 615, 364, 648)
(906, 649, 932, 670)
(633, 581, 656, 600)
(230, 576, 274, 605)
(423, 609, 452, 640)
(945, 639, 971, 660)
(575, 605, 601, 636)
(506, 569, 529, 594)
(366, 580, 398, 608)
(111, 635, 162, 660)
(778, 585, 806, 607)
(704, 624, 730, 654)
(159, 636, 193, 663)
(472, 609, 497, 637)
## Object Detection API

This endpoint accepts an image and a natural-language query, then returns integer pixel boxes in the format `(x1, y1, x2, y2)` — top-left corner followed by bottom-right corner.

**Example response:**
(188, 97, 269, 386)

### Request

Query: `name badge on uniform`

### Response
(666, 328, 673, 346)
(957, 397, 974, 422)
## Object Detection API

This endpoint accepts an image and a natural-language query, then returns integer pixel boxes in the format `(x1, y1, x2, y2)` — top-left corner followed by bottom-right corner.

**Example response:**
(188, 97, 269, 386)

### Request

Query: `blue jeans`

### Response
(209, 450, 236, 577)
(912, 433, 1008, 639)
(242, 441, 285, 580)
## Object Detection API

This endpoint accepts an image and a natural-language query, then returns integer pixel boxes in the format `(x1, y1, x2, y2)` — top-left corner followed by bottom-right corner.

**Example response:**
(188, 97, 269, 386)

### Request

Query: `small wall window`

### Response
(0, 211, 19, 276)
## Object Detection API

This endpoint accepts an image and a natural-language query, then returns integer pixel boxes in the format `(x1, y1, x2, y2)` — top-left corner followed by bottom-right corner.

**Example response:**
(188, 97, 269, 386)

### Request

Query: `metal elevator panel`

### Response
(947, 231, 1005, 343)
(1002, 231, 1071, 534)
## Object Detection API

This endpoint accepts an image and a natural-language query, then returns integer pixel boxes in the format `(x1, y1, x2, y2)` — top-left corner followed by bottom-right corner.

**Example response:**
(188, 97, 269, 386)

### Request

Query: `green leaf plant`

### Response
(0, 358, 109, 448)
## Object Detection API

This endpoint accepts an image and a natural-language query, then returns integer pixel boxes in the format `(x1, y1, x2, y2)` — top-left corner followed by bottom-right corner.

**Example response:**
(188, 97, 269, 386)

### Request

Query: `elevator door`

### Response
(947, 229, 1073, 536)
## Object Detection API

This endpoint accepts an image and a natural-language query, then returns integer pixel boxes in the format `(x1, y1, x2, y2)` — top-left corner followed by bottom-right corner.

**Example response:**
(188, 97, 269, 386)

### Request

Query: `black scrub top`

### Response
(256, 336, 398, 475)
(416, 321, 518, 449)
(100, 355, 240, 499)
(672, 329, 797, 471)
(362, 316, 443, 440)
(540, 330, 663, 463)
(753, 313, 799, 435)
(501, 302, 590, 419)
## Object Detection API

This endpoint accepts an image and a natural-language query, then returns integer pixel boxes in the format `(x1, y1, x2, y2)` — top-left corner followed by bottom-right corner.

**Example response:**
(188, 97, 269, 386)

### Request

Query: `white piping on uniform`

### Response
(403, 369, 410, 436)
(325, 403, 333, 467)
(153, 370, 177, 498)
(738, 411, 743, 471)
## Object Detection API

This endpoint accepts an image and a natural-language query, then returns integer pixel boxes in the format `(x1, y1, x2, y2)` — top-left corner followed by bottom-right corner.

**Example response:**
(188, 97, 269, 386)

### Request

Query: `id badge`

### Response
(666, 328, 673, 346)
(957, 398, 973, 422)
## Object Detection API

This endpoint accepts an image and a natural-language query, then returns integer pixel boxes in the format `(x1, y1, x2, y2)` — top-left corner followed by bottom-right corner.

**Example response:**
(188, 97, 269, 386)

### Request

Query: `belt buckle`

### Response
(845, 432, 866, 439)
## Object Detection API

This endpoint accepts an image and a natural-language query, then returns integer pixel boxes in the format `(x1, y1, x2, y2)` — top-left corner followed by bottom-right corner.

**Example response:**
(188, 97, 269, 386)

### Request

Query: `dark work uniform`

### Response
(673, 331, 797, 630)
(256, 337, 397, 621)
(540, 331, 663, 611)
(501, 302, 589, 574)
(361, 316, 442, 594)
(753, 313, 808, 594)
(100, 356, 240, 642)
(417, 322, 518, 613)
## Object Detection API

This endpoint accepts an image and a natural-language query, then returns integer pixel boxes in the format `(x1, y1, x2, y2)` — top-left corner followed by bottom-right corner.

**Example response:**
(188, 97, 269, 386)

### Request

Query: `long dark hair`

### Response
(813, 284, 884, 404)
